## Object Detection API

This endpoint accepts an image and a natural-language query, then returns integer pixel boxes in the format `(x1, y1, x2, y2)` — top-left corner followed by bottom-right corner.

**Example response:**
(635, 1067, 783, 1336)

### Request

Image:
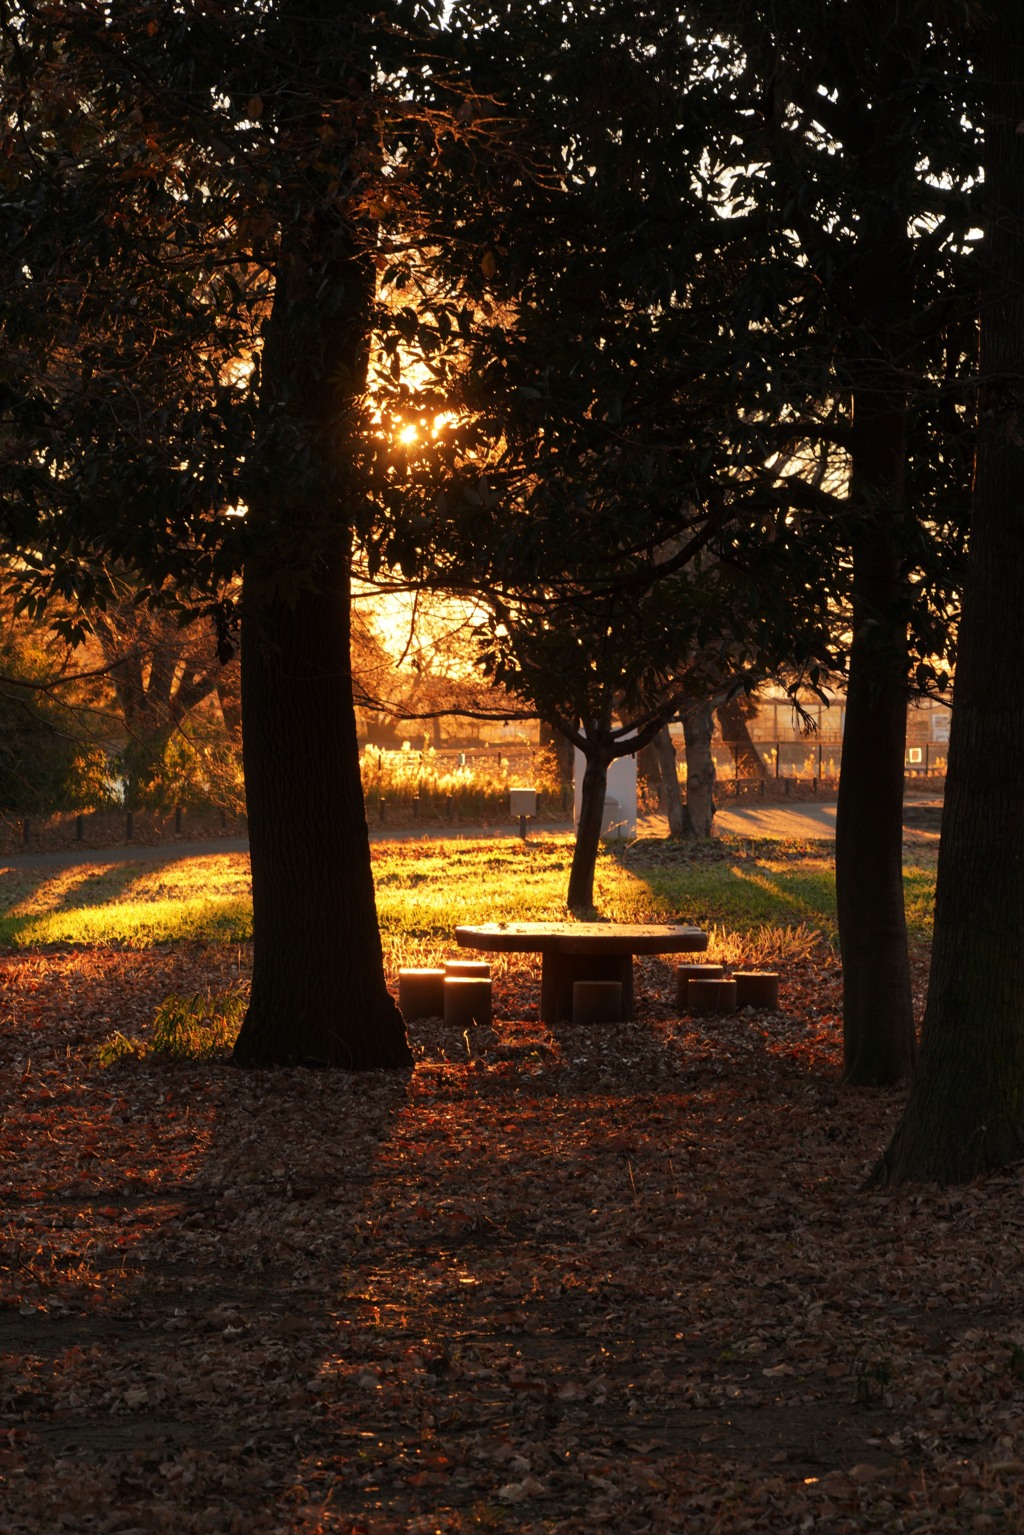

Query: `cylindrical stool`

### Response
(443, 976, 493, 1028)
(398, 967, 446, 1020)
(689, 977, 738, 1015)
(444, 959, 492, 979)
(675, 963, 725, 1012)
(572, 980, 623, 1024)
(734, 971, 780, 1009)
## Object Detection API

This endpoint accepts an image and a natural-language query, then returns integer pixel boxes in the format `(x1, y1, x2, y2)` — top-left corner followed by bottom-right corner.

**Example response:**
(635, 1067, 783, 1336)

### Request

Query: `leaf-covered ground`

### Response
(4, 933, 1024, 1533)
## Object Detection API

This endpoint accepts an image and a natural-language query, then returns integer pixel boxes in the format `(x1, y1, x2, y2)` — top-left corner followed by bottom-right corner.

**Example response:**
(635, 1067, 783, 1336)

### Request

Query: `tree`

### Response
(0, 611, 109, 817)
(718, 694, 766, 782)
(90, 592, 237, 810)
(872, 3, 1024, 1184)
(410, 5, 974, 1063)
(0, 0, 469, 1067)
(689, 0, 978, 1084)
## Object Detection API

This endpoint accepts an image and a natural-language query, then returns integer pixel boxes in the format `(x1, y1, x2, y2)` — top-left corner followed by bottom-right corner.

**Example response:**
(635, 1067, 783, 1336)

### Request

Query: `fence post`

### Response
(76, 814, 84, 841)
(774, 742, 781, 779)
(379, 797, 386, 823)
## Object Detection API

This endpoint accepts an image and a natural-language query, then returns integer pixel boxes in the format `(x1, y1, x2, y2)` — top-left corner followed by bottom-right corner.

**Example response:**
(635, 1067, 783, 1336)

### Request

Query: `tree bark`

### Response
(652, 724, 686, 836)
(872, 3, 1024, 1183)
(233, 542, 411, 1069)
(540, 719, 574, 790)
(835, 527, 915, 1085)
(717, 695, 766, 777)
(231, 134, 410, 1067)
(567, 746, 611, 914)
(834, 214, 917, 1085)
(682, 703, 716, 838)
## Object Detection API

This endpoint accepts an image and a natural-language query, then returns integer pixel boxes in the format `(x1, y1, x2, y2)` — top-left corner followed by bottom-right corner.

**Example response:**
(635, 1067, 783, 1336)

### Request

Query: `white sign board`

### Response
(573, 749, 638, 840)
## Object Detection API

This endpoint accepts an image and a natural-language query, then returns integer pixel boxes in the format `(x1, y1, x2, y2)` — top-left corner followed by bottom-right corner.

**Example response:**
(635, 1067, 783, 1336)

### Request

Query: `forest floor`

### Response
(5, 920, 1024, 1533)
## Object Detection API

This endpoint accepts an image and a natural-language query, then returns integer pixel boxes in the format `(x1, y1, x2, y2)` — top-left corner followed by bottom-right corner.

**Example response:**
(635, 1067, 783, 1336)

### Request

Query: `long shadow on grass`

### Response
(611, 835, 840, 938)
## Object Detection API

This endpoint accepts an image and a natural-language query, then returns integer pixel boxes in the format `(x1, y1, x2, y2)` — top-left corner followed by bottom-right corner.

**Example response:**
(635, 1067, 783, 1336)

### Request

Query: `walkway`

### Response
(1, 795, 944, 870)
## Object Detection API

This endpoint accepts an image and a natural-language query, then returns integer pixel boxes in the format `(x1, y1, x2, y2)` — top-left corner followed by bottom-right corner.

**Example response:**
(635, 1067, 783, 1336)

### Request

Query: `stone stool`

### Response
(689, 976, 738, 1015)
(398, 967, 446, 1020)
(444, 959, 492, 979)
(734, 971, 780, 1009)
(675, 962, 725, 1012)
(443, 976, 493, 1028)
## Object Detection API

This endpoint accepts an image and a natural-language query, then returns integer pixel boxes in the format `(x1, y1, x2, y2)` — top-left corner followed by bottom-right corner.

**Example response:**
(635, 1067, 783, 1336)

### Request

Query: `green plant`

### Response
(96, 989, 246, 1065)
(150, 990, 246, 1056)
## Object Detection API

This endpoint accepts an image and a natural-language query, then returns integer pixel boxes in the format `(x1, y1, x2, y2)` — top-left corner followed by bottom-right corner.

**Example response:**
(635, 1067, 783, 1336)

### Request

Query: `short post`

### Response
(22, 818, 30, 845)
(75, 814, 84, 842)
(445, 959, 491, 979)
(675, 963, 725, 1013)
(398, 967, 446, 1020)
(175, 806, 183, 834)
(443, 976, 493, 1028)
(734, 971, 780, 1009)
(510, 786, 537, 841)
(689, 976, 737, 1015)
(379, 797, 386, 823)
(126, 810, 134, 840)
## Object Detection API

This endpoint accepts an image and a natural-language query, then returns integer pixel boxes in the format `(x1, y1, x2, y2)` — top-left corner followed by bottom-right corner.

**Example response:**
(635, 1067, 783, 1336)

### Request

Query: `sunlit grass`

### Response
(0, 833, 938, 954)
(621, 840, 938, 942)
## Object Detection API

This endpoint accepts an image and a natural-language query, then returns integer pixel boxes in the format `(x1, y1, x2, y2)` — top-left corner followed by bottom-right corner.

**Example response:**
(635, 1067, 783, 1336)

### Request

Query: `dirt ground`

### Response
(4, 927, 1024, 1533)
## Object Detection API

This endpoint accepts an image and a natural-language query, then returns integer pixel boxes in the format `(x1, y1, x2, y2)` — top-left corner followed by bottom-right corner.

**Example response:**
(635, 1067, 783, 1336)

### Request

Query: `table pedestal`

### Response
(541, 951, 634, 1023)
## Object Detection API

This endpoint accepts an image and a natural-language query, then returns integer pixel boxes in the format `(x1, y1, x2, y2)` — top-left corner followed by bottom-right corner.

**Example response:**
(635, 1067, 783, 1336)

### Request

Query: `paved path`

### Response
(1, 794, 944, 870)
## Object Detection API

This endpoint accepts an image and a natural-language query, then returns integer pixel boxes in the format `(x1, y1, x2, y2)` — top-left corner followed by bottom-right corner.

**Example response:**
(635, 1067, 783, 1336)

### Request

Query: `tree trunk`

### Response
(834, 218, 916, 1085)
(835, 527, 915, 1085)
(872, 3, 1024, 1183)
(567, 747, 610, 913)
(682, 704, 716, 838)
(540, 720, 574, 791)
(653, 724, 686, 836)
(230, 124, 409, 1069)
(233, 544, 411, 1069)
(717, 695, 766, 777)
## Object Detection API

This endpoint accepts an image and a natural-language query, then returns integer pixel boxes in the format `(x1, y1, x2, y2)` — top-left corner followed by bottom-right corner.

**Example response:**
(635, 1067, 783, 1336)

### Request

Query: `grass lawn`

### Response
(0, 830, 939, 956)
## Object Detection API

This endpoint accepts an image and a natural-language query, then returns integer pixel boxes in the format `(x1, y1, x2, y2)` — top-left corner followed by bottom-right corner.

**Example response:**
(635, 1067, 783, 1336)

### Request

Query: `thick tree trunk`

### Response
(872, 5, 1024, 1183)
(233, 546, 411, 1069)
(230, 124, 409, 1068)
(834, 220, 916, 1084)
(835, 526, 915, 1085)
(567, 748, 610, 914)
(652, 724, 686, 837)
(682, 704, 716, 838)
